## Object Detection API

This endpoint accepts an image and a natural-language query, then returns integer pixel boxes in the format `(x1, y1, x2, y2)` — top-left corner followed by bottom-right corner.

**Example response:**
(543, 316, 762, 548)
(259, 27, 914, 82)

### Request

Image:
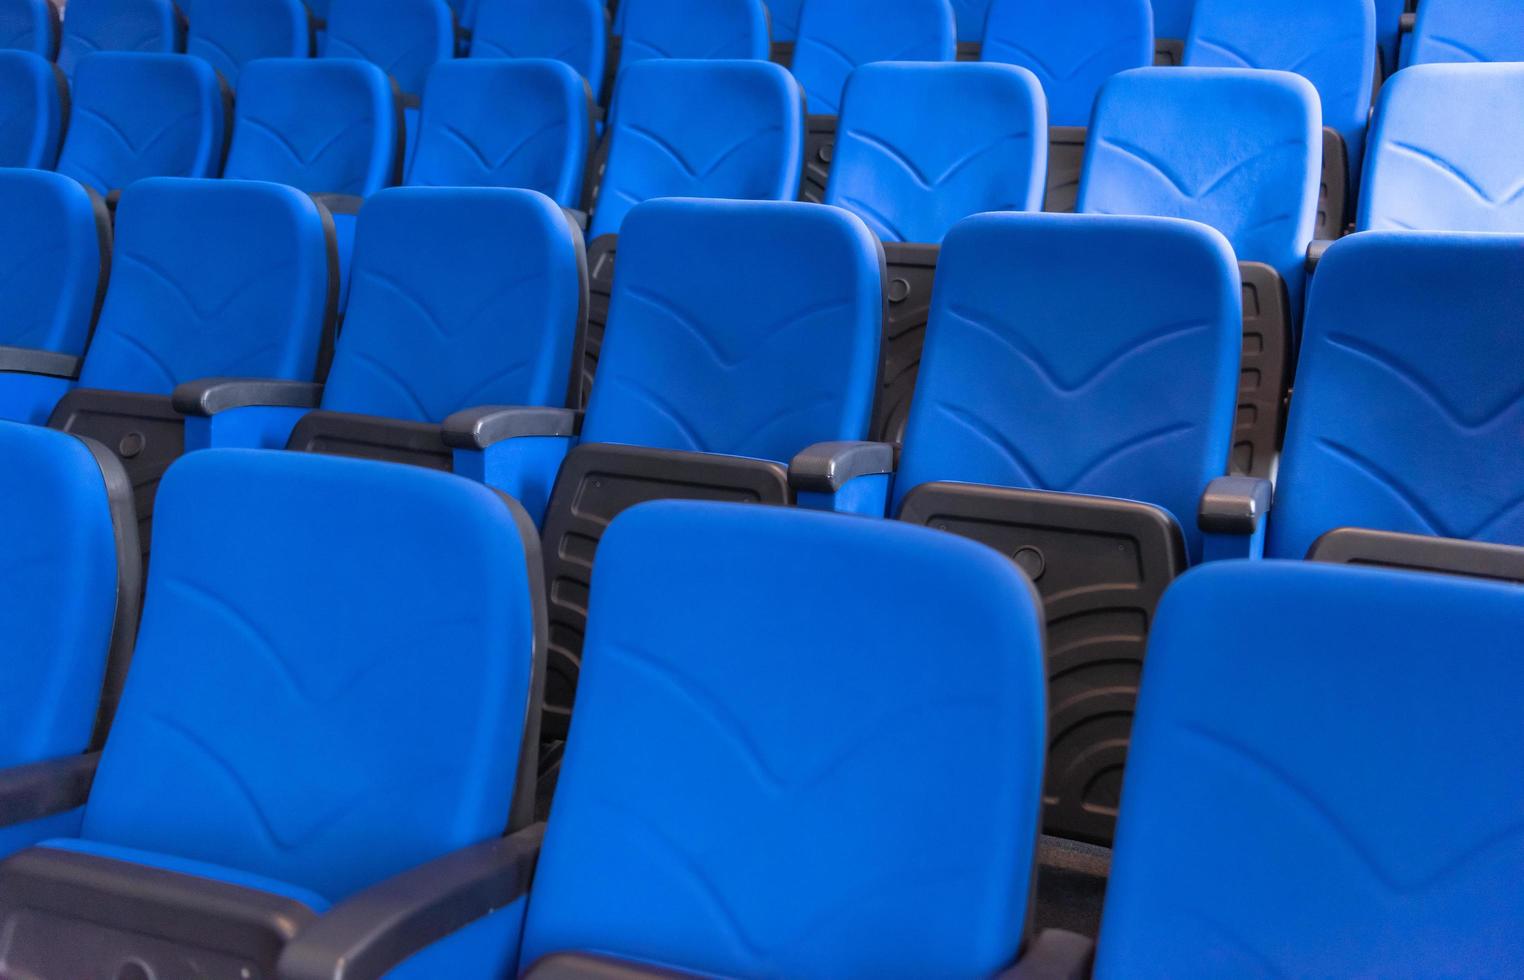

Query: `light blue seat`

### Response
(406, 59, 591, 208)
(1185, 0, 1375, 234)
(1149, 0, 1194, 61)
(1268, 232, 1524, 564)
(0, 422, 138, 861)
(894, 211, 1242, 845)
(1358, 64, 1524, 233)
(590, 59, 802, 238)
(1079, 67, 1321, 477)
(40, 178, 335, 555)
(1406, 0, 1524, 66)
(0, 448, 546, 978)
(0, 0, 58, 58)
(981, 0, 1153, 128)
(186, 0, 314, 88)
(539, 198, 886, 737)
(323, 0, 452, 98)
(0, 170, 110, 426)
(1096, 559, 1524, 977)
(223, 57, 401, 308)
(825, 62, 1046, 244)
(618, 0, 769, 66)
(952, 0, 991, 42)
(791, 0, 956, 116)
(469, 0, 607, 93)
(520, 500, 1048, 977)
(280, 187, 585, 525)
(1376, 0, 1403, 72)
(56, 0, 183, 78)
(0, 49, 64, 167)
(769, 0, 804, 42)
(56, 52, 227, 195)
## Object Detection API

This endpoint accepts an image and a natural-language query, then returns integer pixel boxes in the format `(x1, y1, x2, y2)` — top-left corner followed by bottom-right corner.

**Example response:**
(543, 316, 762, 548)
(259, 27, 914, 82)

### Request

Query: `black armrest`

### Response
(104, 188, 123, 212)
(1399, 10, 1416, 31)
(277, 824, 545, 980)
(997, 929, 1095, 980)
(1198, 476, 1273, 535)
(0, 344, 82, 379)
(310, 193, 364, 216)
(441, 406, 582, 450)
(0, 753, 98, 829)
(1308, 527, 1524, 583)
(171, 378, 325, 416)
(788, 441, 896, 494)
(562, 207, 589, 231)
(1306, 239, 1335, 272)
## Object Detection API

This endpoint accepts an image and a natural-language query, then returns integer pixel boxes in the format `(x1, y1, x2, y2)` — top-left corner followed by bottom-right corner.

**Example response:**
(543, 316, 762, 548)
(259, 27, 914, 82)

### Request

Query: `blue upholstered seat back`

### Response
(791, 0, 956, 115)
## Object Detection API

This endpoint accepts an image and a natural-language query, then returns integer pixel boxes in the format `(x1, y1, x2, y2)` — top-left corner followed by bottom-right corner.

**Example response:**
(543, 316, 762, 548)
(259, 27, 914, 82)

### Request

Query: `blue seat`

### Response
(1095, 559, 1524, 977)
(952, 0, 991, 42)
(1358, 64, 1524, 233)
(519, 500, 1048, 976)
(1376, 0, 1403, 72)
(406, 59, 591, 208)
(56, 52, 227, 196)
(894, 211, 1242, 845)
(769, 0, 804, 42)
(0, 170, 110, 426)
(280, 187, 585, 524)
(223, 57, 401, 308)
(323, 0, 453, 98)
(1407, 0, 1524, 66)
(41, 178, 335, 557)
(618, 0, 769, 66)
(791, 0, 956, 116)
(540, 198, 885, 737)
(821, 61, 1046, 440)
(1185, 0, 1375, 237)
(1268, 232, 1524, 568)
(0, 448, 546, 977)
(981, 0, 1153, 128)
(0, 422, 138, 834)
(1150, 0, 1193, 61)
(186, 0, 314, 88)
(0, 0, 58, 58)
(0, 49, 64, 167)
(1078, 67, 1321, 478)
(56, 0, 183, 78)
(589, 59, 801, 238)
(469, 0, 607, 94)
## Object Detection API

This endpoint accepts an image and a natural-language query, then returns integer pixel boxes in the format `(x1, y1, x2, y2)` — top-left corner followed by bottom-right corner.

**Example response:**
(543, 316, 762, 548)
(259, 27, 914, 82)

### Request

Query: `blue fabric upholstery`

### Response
(823, 62, 1047, 243)
(618, 0, 769, 66)
(1150, 0, 1194, 40)
(79, 449, 540, 904)
(56, 52, 226, 194)
(0, 0, 56, 58)
(223, 57, 400, 196)
(469, 0, 606, 91)
(0, 50, 62, 167)
(1375, 0, 1403, 71)
(522, 501, 1047, 976)
(78, 178, 332, 394)
(0, 169, 104, 357)
(1097, 560, 1524, 977)
(589, 59, 802, 238)
(0, 423, 122, 768)
(324, 0, 453, 95)
(406, 59, 589, 207)
(1078, 67, 1321, 319)
(1268, 232, 1524, 559)
(1407, 0, 1524, 66)
(951, 0, 990, 42)
(1358, 64, 1524, 233)
(895, 213, 1241, 560)
(581, 199, 883, 462)
(186, 0, 312, 88)
(1185, 0, 1375, 194)
(57, 0, 181, 77)
(791, 0, 956, 115)
(769, 0, 804, 41)
(321, 187, 583, 421)
(981, 0, 1153, 128)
